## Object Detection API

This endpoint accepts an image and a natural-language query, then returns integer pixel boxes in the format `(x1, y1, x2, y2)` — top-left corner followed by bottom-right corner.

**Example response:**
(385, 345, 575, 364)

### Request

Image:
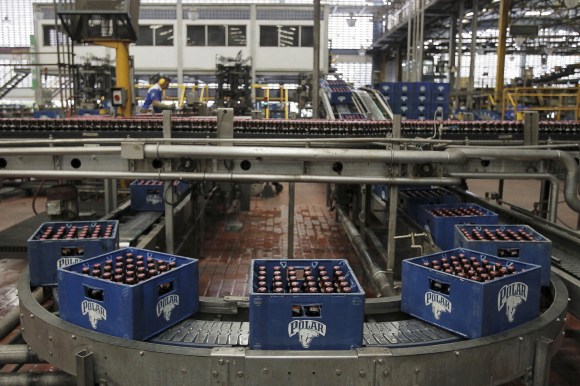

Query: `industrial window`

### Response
(301, 26, 313, 47)
(186, 25, 246, 46)
(186, 26, 205, 46)
(228, 26, 247, 46)
(279, 26, 299, 47)
(260, 26, 278, 47)
(208, 25, 226, 46)
(42, 25, 69, 46)
(136, 25, 173, 46)
(259, 26, 313, 47)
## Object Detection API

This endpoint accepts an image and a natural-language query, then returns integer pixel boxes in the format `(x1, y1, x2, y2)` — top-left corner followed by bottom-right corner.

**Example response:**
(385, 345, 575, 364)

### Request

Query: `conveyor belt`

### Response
(149, 318, 460, 348)
(118, 211, 162, 245)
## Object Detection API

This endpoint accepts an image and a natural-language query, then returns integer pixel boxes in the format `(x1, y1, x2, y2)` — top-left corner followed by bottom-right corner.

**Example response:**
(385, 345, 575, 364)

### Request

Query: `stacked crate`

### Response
(432, 83, 450, 120)
(321, 79, 352, 105)
(375, 82, 450, 120)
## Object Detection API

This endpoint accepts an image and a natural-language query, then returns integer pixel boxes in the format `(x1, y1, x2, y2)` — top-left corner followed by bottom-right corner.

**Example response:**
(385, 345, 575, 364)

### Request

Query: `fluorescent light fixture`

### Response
(465, 11, 474, 17)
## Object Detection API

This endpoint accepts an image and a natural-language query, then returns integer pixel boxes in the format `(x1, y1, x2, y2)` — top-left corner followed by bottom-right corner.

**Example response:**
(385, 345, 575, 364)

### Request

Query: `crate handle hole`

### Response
(84, 285, 105, 301)
(293, 304, 323, 318)
(62, 247, 84, 256)
(158, 280, 174, 296)
(429, 279, 450, 295)
(498, 248, 520, 258)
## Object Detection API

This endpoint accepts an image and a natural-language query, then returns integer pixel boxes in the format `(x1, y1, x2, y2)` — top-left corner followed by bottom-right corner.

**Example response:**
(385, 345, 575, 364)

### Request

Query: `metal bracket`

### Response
(210, 347, 246, 385)
(121, 142, 145, 160)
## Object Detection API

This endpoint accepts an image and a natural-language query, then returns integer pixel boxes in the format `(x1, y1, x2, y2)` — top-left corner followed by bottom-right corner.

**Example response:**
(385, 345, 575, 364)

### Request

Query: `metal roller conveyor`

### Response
(19, 272, 567, 386)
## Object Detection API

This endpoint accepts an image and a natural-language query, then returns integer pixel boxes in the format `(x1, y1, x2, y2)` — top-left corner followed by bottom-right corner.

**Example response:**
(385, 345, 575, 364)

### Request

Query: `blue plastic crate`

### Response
(249, 259, 365, 350)
(399, 188, 460, 223)
(28, 221, 119, 287)
(454, 225, 552, 287)
(401, 248, 541, 338)
(418, 204, 499, 250)
(57, 247, 199, 341)
(130, 179, 191, 211)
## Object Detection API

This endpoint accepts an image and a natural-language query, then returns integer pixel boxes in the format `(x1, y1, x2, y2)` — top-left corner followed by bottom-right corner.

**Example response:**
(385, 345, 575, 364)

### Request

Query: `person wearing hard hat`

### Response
(141, 75, 175, 113)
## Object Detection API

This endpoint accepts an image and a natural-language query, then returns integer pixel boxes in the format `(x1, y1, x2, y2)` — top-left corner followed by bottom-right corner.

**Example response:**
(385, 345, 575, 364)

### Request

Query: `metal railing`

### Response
(501, 86, 580, 120)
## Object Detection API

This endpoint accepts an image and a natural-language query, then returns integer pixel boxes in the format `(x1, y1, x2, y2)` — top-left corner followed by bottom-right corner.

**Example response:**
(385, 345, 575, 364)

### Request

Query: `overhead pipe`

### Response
(337, 207, 397, 297)
(457, 148, 580, 213)
(450, 172, 560, 223)
(0, 170, 461, 186)
(0, 345, 44, 365)
(143, 144, 467, 163)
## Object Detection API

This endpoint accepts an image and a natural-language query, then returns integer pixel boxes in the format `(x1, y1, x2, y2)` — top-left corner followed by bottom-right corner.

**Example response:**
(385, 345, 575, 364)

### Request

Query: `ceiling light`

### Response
(563, 0, 578, 9)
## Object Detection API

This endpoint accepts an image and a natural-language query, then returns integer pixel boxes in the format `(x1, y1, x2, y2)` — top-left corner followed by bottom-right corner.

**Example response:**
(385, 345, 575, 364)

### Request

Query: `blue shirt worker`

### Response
(141, 76, 175, 113)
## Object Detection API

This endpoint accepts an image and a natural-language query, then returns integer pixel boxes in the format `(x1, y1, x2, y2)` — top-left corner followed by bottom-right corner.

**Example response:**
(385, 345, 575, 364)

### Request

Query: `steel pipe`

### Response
(450, 172, 560, 223)
(143, 144, 467, 163)
(0, 372, 76, 386)
(458, 148, 580, 213)
(0, 147, 120, 156)
(0, 170, 461, 186)
(337, 207, 396, 297)
(0, 345, 44, 364)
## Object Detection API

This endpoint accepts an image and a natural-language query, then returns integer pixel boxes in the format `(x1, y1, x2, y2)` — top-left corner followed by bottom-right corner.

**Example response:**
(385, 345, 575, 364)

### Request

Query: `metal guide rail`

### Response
(0, 117, 579, 140)
(19, 273, 567, 386)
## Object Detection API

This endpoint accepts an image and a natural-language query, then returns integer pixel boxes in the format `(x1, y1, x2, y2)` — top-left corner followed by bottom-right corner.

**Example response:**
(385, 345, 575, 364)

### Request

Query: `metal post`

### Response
(532, 337, 553, 386)
(176, 0, 184, 87)
(456, 1, 464, 92)
(75, 349, 95, 386)
(523, 111, 539, 146)
(448, 12, 457, 91)
(467, 0, 479, 109)
(386, 115, 401, 275)
(495, 0, 511, 109)
(250, 5, 257, 105)
(104, 179, 112, 214)
(312, 0, 321, 119)
(163, 110, 174, 254)
(288, 182, 295, 259)
(417, 0, 425, 81)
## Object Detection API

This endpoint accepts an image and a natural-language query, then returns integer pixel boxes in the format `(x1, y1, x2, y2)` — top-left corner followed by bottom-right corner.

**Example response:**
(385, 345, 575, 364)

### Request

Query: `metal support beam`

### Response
(288, 182, 295, 259)
(456, 1, 465, 92)
(75, 349, 95, 386)
(532, 337, 553, 386)
(448, 12, 457, 90)
(312, 0, 321, 119)
(163, 110, 174, 254)
(467, 0, 479, 109)
(386, 115, 401, 275)
(496, 0, 511, 111)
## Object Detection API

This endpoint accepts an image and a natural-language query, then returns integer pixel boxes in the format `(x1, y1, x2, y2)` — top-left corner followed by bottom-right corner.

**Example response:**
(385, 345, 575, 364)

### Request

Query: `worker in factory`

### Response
(141, 75, 175, 113)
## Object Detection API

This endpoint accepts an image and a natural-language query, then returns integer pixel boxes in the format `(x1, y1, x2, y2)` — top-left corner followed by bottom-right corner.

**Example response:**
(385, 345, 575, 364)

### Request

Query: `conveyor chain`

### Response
(149, 318, 460, 348)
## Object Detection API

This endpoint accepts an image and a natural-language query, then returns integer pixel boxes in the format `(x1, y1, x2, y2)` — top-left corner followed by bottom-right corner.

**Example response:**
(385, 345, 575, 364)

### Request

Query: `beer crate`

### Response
(454, 225, 552, 287)
(130, 179, 190, 212)
(401, 248, 541, 339)
(249, 259, 365, 350)
(418, 204, 499, 250)
(398, 187, 460, 222)
(28, 220, 119, 287)
(57, 247, 199, 341)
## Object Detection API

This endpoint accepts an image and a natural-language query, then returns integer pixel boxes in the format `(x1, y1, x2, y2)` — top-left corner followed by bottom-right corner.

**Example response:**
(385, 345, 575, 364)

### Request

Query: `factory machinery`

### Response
(2, 111, 580, 385)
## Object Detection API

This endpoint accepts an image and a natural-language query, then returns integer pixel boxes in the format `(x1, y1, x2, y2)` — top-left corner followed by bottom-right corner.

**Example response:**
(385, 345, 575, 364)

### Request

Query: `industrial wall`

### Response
(33, 3, 329, 77)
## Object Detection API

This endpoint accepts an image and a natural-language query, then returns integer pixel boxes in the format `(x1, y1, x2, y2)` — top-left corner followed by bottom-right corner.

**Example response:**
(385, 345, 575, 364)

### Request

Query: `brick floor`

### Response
(199, 183, 360, 297)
